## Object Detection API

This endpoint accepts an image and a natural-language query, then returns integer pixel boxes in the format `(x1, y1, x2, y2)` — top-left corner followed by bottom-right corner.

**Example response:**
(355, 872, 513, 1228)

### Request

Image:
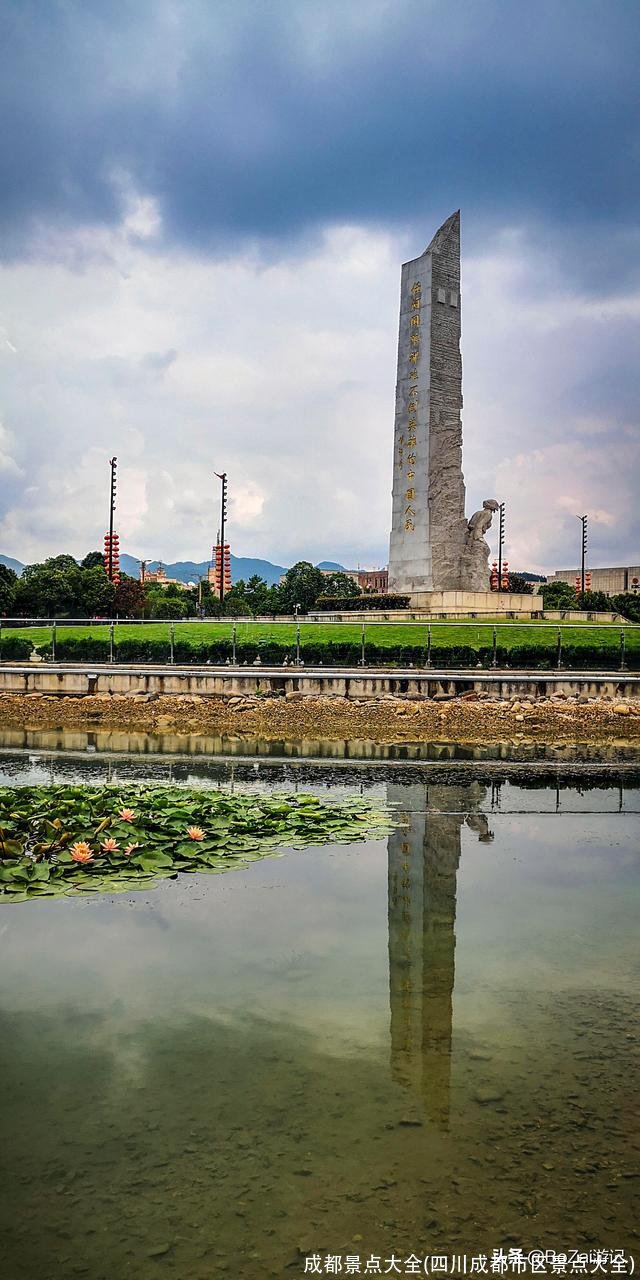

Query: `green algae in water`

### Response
(0, 784, 391, 900)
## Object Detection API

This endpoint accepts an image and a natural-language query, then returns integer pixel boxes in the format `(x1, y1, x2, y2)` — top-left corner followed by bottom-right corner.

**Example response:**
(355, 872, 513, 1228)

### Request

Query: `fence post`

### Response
(360, 620, 366, 667)
(426, 624, 432, 668)
(109, 621, 114, 664)
(620, 629, 626, 671)
(0, 618, 2, 659)
(170, 622, 175, 665)
(296, 621, 301, 666)
(232, 622, 237, 665)
(556, 628, 562, 670)
(492, 625, 497, 669)
(51, 620, 56, 663)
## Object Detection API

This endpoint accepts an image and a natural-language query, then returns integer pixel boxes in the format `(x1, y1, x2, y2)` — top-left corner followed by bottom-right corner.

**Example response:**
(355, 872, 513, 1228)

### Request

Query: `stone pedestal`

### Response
(407, 590, 536, 615)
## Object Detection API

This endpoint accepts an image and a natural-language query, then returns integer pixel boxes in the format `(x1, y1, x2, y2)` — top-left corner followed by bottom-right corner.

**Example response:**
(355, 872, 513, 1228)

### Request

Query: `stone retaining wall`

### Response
(1, 663, 638, 701)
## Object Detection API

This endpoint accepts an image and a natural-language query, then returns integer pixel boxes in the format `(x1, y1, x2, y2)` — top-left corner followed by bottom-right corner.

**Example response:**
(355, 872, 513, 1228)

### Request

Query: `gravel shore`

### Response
(2, 690, 640, 745)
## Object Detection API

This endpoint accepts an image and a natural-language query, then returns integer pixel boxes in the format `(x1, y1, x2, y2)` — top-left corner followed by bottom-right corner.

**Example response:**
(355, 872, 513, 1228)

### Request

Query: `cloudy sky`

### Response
(0, 0, 638, 574)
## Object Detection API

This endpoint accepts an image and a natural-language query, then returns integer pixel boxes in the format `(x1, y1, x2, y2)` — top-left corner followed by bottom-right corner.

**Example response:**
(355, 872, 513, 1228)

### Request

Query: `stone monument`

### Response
(387, 212, 522, 610)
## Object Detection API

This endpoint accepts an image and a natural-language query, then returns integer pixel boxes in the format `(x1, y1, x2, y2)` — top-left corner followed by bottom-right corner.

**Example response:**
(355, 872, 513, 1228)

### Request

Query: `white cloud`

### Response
(0, 219, 637, 573)
(232, 484, 266, 526)
(0, 421, 24, 478)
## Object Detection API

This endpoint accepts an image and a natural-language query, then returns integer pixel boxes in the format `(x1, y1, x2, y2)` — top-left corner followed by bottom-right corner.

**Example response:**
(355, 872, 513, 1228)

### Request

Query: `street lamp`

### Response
(497, 502, 505, 593)
(214, 471, 228, 609)
(577, 514, 588, 598)
(294, 603, 301, 665)
(105, 456, 117, 583)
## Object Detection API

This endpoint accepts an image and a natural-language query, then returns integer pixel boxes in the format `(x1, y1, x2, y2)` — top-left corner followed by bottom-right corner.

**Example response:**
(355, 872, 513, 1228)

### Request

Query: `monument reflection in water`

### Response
(387, 781, 493, 1129)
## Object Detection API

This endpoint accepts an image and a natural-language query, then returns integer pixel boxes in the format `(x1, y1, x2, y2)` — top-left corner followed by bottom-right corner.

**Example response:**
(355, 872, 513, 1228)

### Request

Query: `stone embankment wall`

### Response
(0, 663, 638, 702)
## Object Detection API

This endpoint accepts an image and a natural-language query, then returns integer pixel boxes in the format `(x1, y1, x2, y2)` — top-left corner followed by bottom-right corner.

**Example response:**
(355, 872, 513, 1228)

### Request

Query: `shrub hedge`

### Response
(27, 635, 637, 671)
(0, 636, 33, 660)
(315, 594, 411, 611)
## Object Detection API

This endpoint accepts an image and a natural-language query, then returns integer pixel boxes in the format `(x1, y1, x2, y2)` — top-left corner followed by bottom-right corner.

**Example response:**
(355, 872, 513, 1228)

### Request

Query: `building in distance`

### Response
(549, 565, 640, 594)
(140, 564, 191, 591)
(358, 568, 388, 593)
(281, 566, 390, 593)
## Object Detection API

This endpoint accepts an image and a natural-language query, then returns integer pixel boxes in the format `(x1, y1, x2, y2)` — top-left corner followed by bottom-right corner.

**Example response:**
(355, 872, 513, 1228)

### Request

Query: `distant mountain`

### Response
(118, 553, 145, 578)
(231, 556, 287, 586)
(0, 555, 24, 576)
(0, 551, 393, 586)
(119, 553, 287, 586)
(0, 552, 549, 586)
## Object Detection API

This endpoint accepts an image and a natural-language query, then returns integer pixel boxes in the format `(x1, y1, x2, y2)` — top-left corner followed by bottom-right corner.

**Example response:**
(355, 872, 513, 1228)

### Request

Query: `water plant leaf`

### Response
(0, 784, 391, 904)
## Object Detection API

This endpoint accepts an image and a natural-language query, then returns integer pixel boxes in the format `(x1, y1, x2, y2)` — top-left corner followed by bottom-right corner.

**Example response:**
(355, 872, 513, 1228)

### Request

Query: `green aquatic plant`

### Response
(0, 785, 391, 902)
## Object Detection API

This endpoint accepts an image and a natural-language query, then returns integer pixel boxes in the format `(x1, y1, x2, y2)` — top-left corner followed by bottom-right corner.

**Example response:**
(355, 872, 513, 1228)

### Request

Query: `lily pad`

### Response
(0, 784, 391, 904)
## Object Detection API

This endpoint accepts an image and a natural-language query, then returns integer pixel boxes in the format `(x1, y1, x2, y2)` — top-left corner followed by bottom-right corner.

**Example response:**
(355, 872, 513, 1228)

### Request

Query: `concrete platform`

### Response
(312, 590, 539, 619)
(407, 589, 536, 614)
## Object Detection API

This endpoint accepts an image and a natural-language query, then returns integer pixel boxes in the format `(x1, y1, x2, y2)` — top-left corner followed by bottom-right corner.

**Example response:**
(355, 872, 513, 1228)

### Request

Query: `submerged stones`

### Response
(473, 1087, 506, 1105)
(0, 688, 639, 749)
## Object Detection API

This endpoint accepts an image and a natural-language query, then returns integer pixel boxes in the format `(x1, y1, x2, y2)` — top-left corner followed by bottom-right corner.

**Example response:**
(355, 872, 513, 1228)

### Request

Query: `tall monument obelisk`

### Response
(388, 211, 470, 594)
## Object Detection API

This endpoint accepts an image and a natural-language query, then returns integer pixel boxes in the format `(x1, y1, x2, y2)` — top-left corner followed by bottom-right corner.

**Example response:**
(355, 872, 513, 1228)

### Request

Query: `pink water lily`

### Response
(118, 808, 136, 822)
(124, 842, 140, 856)
(70, 842, 93, 864)
(101, 837, 119, 852)
(187, 826, 205, 841)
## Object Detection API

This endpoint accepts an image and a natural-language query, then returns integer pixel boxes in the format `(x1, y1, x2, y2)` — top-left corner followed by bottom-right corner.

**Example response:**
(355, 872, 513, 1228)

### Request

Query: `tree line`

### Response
(0, 554, 637, 621)
(539, 578, 640, 621)
(0, 555, 361, 618)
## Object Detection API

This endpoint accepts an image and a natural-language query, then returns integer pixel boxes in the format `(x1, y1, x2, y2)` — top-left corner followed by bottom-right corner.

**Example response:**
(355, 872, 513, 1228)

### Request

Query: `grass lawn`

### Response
(3, 618, 638, 654)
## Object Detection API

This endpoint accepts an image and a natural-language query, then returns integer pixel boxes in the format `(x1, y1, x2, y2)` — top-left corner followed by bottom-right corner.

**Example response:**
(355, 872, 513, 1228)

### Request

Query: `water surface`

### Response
(0, 749, 638, 1279)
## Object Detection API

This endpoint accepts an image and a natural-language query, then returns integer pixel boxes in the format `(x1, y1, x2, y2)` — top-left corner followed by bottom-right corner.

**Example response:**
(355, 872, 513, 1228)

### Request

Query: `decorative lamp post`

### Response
(577, 514, 588, 598)
(214, 472, 228, 608)
(497, 502, 505, 593)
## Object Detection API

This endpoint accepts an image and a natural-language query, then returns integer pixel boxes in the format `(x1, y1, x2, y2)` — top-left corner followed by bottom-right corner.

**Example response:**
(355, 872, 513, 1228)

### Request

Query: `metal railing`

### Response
(0, 615, 636, 672)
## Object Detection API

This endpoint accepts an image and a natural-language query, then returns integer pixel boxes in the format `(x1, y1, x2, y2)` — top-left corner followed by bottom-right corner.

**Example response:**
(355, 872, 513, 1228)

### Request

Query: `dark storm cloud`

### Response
(1, 0, 638, 288)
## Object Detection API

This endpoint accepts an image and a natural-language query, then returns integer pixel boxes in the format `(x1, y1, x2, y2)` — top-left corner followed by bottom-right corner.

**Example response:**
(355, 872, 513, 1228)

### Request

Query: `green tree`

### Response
(79, 566, 115, 617)
(16, 561, 83, 616)
(41, 554, 79, 573)
(186, 580, 222, 617)
(81, 551, 105, 570)
(278, 562, 326, 614)
(15, 557, 117, 617)
(505, 573, 534, 594)
(261, 585, 282, 615)
(222, 579, 251, 615)
(0, 563, 17, 615)
(318, 571, 361, 598)
(243, 574, 273, 615)
(577, 590, 612, 612)
(540, 580, 578, 611)
(611, 592, 640, 623)
(152, 595, 190, 620)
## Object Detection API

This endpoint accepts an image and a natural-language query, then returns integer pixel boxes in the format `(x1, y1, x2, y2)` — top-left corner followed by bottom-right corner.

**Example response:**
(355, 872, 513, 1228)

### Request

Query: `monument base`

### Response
(310, 591, 539, 622)
(408, 590, 536, 616)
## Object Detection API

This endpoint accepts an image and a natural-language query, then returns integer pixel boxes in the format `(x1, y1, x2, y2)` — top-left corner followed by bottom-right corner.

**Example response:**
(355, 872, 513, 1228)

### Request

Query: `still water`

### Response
(0, 743, 638, 1279)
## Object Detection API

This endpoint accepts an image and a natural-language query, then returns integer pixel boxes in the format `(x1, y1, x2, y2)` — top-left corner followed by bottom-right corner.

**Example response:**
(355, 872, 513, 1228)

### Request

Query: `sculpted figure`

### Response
(467, 498, 499, 541)
(462, 498, 499, 591)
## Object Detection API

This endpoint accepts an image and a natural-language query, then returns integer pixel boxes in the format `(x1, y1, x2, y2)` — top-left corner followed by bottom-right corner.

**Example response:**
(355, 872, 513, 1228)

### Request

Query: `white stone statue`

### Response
(462, 498, 499, 591)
